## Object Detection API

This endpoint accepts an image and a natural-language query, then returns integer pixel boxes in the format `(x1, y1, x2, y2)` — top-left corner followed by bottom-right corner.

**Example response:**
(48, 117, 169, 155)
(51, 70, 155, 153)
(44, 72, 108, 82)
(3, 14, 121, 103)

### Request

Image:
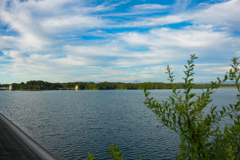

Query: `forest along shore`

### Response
(218, 87, 237, 89)
(0, 114, 56, 160)
(1, 80, 237, 91)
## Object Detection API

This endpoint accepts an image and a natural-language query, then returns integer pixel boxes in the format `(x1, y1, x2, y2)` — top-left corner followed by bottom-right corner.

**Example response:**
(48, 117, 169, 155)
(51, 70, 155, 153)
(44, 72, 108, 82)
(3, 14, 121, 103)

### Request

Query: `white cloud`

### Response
(0, 0, 110, 52)
(173, 0, 192, 12)
(41, 16, 105, 33)
(121, 14, 190, 27)
(121, 0, 240, 32)
(193, 0, 240, 31)
(63, 44, 124, 57)
(131, 4, 169, 11)
(119, 25, 240, 52)
(0, 2, 50, 51)
(0, 35, 17, 49)
(199, 66, 231, 75)
(0, 0, 239, 83)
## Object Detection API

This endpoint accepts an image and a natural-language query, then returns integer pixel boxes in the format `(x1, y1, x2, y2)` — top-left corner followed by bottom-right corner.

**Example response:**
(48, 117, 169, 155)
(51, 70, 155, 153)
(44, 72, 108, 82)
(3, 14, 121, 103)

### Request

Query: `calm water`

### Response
(0, 89, 238, 160)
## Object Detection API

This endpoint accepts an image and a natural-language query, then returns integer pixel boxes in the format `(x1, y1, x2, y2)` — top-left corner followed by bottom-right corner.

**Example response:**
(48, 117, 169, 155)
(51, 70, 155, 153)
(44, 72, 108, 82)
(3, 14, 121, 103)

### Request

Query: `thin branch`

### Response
(235, 146, 240, 158)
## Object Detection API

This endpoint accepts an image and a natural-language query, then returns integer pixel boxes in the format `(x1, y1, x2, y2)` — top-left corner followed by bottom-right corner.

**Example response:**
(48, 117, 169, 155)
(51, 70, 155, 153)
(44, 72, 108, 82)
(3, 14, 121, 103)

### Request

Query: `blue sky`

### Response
(0, 0, 240, 83)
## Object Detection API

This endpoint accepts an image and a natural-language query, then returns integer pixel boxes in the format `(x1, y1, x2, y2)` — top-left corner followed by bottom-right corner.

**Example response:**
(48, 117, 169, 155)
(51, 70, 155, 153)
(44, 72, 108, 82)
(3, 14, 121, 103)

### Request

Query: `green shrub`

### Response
(144, 54, 240, 159)
(88, 54, 240, 159)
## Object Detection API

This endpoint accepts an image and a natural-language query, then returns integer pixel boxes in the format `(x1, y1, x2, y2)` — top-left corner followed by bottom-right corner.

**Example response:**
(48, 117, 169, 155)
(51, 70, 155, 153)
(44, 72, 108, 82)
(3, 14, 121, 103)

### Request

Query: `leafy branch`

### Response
(144, 54, 240, 159)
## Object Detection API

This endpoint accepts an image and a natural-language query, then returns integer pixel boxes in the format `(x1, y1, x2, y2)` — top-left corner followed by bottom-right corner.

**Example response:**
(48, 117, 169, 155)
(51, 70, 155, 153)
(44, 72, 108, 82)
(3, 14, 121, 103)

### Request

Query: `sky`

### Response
(0, 0, 240, 84)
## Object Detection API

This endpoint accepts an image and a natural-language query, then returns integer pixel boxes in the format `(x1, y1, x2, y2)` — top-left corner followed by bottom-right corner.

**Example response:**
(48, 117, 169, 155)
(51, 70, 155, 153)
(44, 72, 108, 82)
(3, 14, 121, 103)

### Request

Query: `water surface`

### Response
(0, 89, 237, 159)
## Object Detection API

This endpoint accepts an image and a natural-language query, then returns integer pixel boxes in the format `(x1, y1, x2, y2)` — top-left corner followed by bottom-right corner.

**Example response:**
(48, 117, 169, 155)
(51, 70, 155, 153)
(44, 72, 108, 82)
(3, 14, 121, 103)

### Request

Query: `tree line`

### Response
(0, 80, 236, 91)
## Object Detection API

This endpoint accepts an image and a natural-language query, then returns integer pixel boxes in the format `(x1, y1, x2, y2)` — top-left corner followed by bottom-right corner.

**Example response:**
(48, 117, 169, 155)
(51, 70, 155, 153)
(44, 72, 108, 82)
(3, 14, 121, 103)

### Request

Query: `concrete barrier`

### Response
(0, 113, 57, 160)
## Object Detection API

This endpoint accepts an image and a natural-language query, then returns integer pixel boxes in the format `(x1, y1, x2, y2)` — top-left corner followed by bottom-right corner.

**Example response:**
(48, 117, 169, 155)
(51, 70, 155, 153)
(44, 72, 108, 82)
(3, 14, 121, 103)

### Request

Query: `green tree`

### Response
(144, 54, 240, 159)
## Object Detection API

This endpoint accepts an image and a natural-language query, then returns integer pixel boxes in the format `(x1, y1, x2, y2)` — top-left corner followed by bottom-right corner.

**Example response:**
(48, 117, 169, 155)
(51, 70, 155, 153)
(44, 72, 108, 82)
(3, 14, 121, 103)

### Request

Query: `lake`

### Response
(0, 89, 238, 160)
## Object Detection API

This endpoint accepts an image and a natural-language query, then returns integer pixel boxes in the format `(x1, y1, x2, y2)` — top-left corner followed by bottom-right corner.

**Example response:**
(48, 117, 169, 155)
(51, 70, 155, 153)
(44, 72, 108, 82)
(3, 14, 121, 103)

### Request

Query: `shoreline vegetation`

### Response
(0, 80, 237, 91)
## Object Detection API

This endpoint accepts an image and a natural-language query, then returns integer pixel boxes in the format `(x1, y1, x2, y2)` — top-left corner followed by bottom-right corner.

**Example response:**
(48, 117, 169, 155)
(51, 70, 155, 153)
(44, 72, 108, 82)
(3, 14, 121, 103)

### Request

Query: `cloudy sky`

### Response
(0, 0, 240, 84)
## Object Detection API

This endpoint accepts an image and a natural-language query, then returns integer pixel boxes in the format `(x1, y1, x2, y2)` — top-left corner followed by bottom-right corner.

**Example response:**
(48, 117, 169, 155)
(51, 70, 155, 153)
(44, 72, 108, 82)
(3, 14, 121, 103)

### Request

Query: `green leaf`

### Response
(87, 153, 95, 160)
(220, 111, 224, 116)
(223, 106, 226, 113)
(193, 143, 198, 151)
(183, 123, 188, 130)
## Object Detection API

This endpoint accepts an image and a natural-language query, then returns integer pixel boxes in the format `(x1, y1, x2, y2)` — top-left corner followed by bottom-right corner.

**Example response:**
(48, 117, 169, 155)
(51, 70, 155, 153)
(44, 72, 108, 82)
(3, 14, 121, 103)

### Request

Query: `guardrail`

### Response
(0, 114, 57, 160)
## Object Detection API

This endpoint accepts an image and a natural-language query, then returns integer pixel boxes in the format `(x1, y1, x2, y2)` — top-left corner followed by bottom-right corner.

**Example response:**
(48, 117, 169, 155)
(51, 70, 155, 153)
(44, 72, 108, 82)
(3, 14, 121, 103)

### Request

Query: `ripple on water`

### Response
(6, 90, 235, 159)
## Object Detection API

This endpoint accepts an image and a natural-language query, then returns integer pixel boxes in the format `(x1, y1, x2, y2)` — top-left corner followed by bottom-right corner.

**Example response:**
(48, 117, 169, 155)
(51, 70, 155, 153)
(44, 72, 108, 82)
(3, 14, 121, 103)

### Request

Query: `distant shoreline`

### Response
(218, 87, 237, 89)
(1, 88, 238, 91)
(1, 80, 237, 91)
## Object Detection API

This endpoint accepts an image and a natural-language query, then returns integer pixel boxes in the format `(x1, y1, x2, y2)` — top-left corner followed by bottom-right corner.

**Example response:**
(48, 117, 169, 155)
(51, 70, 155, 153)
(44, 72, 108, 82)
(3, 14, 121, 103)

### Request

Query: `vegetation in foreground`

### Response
(88, 54, 240, 160)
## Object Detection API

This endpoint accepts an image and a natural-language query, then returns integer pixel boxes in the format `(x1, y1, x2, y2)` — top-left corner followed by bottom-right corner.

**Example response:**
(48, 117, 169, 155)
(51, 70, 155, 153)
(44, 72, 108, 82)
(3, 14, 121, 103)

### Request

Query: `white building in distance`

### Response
(75, 85, 79, 91)
(9, 85, 13, 91)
